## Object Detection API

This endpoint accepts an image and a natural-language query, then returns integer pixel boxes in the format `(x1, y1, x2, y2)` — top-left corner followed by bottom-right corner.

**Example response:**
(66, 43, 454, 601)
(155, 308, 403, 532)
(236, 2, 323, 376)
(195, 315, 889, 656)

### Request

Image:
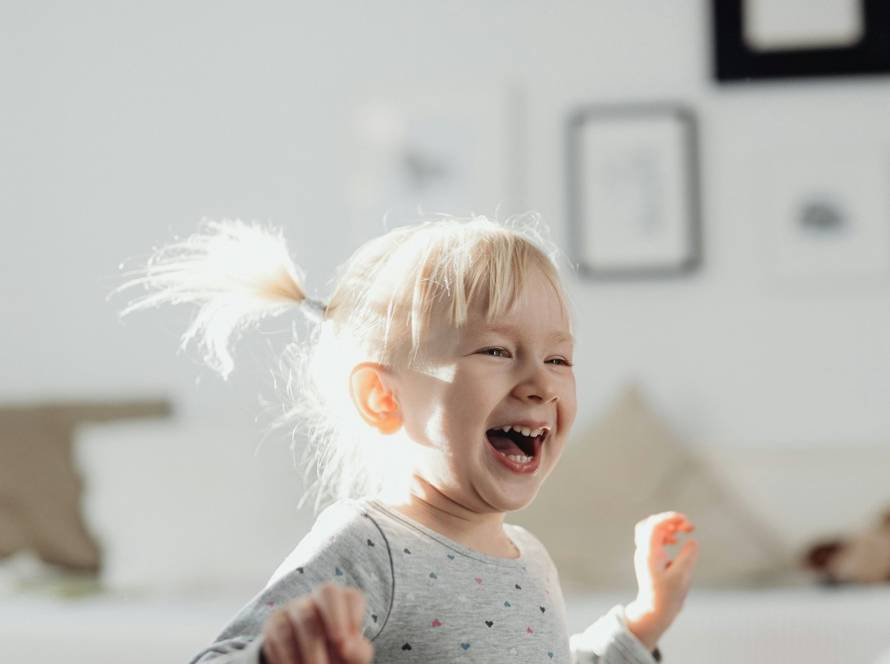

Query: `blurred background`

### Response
(2, 1, 890, 662)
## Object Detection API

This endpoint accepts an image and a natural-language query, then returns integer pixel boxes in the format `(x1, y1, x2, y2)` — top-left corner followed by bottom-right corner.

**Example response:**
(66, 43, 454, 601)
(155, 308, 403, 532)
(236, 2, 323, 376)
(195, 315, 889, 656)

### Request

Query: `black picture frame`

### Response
(713, 0, 890, 82)
(565, 103, 702, 281)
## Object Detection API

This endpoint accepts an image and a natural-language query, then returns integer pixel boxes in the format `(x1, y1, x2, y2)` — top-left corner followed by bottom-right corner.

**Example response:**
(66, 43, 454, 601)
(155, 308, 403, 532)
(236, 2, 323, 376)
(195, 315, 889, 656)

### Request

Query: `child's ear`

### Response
(349, 363, 402, 435)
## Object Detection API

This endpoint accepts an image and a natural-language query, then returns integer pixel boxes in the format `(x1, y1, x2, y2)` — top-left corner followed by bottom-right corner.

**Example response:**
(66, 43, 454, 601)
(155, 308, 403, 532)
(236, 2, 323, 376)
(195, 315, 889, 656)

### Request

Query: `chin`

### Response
(492, 485, 542, 513)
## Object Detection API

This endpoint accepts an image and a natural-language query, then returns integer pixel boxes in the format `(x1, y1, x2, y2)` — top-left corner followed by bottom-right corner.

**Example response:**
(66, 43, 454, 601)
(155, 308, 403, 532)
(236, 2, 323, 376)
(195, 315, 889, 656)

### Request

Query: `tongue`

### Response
(486, 431, 526, 456)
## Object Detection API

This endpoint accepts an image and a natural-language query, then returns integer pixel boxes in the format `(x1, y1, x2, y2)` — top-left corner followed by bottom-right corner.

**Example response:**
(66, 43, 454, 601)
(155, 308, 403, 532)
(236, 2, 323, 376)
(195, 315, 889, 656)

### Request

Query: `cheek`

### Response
(560, 380, 578, 428)
(401, 377, 451, 441)
(435, 389, 483, 437)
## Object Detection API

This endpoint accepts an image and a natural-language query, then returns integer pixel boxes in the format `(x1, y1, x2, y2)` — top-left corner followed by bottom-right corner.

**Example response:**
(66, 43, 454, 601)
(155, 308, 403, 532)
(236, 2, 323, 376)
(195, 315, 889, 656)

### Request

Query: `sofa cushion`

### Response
(0, 401, 170, 572)
(510, 385, 790, 591)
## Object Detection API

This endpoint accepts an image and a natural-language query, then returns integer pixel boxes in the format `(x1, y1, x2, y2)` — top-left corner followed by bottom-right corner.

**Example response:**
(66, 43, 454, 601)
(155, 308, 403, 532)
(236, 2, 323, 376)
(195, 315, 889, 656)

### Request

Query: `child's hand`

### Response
(261, 581, 375, 664)
(623, 512, 698, 652)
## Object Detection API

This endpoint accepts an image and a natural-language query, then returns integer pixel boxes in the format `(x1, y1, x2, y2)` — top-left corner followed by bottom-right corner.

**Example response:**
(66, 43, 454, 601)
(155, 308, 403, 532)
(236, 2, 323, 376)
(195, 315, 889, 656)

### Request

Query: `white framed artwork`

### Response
(566, 103, 702, 280)
(760, 145, 890, 284)
(346, 87, 522, 239)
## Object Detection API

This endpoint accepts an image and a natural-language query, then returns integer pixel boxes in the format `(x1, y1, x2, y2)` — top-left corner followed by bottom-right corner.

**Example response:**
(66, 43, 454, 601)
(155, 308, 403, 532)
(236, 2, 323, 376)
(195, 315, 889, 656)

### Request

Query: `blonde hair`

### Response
(115, 213, 573, 515)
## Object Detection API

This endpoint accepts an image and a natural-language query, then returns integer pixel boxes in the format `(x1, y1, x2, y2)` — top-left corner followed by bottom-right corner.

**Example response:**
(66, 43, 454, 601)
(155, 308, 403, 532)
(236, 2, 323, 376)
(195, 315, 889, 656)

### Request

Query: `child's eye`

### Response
(480, 348, 573, 366)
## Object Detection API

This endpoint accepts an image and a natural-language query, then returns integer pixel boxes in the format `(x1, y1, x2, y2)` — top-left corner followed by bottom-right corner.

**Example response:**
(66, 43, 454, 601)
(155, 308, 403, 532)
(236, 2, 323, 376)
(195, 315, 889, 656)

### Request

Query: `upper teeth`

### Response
(498, 424, 547, 438)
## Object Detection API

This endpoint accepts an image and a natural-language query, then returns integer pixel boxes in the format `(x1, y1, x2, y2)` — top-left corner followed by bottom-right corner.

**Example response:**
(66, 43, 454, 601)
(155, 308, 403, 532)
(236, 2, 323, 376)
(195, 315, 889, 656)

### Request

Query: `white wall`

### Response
(3, 0, 889, 467)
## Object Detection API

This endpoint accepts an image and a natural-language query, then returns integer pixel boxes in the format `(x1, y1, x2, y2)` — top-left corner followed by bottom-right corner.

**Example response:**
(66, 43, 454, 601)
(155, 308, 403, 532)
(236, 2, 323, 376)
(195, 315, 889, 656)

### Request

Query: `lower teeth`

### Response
(498, 450, 531, 464)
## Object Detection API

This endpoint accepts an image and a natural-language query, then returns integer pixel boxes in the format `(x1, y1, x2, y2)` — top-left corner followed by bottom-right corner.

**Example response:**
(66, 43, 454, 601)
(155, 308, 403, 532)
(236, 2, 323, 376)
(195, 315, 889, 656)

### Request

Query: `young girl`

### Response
(117, 214, 698, 663)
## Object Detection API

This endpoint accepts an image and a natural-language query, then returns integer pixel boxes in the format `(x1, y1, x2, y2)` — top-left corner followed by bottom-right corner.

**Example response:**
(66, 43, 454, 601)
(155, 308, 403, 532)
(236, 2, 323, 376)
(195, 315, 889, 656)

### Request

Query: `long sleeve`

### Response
(533, 534, 660, 664)
(189, 500, 394, 664)
(570, 604, 661, 664)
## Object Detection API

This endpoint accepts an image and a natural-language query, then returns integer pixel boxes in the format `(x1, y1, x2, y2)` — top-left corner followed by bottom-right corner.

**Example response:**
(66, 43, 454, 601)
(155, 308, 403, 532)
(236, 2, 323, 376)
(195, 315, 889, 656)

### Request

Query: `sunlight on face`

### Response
(422, 363, 458, 383)
(382, 266, 577, 512)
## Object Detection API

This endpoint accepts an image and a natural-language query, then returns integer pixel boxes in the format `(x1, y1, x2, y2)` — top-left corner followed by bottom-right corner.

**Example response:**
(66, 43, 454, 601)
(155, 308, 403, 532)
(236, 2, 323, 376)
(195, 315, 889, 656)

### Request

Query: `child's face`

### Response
(391, 267, 577, 513)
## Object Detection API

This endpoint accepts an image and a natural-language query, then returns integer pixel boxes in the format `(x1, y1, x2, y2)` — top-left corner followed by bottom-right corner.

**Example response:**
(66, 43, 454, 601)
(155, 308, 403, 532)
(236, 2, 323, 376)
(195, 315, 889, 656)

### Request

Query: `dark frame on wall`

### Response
(565, 103, 702, 281)
(713, 0, 890, 82)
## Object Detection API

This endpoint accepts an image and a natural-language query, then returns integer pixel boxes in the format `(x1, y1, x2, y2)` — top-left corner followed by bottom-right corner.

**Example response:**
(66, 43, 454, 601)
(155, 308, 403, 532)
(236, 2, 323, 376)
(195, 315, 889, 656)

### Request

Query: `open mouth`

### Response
(484, 426, 547, 463)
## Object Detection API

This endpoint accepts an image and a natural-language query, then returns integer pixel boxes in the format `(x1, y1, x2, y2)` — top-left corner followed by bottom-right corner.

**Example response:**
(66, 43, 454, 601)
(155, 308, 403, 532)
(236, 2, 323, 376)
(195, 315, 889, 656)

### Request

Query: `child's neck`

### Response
(380, 476, 520, 560)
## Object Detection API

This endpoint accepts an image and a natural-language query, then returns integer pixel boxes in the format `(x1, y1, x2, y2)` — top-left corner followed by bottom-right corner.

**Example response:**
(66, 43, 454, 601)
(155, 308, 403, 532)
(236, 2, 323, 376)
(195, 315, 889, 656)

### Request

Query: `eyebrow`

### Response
(478, 324, 574, 345)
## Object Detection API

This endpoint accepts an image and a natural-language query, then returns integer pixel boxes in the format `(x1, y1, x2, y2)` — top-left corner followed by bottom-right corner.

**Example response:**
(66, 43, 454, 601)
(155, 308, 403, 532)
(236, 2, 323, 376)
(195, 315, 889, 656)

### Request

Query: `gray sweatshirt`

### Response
(190, 498, 660, 664)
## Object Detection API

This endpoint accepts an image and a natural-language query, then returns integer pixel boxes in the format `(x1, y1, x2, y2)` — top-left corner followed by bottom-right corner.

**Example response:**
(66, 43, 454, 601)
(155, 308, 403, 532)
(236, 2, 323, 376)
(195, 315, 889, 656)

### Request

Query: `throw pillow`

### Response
(510, 385, 789, 592)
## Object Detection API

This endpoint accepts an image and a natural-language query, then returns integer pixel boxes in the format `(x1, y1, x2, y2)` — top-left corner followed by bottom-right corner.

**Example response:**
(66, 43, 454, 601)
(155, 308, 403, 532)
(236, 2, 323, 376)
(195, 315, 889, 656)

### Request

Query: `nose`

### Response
(514, 363, 559, 403)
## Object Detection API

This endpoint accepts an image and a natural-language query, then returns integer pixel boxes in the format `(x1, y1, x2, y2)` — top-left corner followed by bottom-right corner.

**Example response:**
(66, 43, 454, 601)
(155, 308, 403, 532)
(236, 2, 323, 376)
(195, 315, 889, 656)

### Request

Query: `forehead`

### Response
(469, 322, 574, 345)
(440, 269, 573, 346)
(476, 266, 569, 326)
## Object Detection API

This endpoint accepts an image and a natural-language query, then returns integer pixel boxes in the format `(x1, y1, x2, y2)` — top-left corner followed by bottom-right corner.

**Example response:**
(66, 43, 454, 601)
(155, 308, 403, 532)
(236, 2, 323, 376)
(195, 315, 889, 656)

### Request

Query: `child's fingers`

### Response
(330, 587, 371, 664)
(655, 513, 694, 534)
(288, 597, 330, 664)
(313, 582, 350, 646)
(667, 539, 699, 577)
(345, 586, 367, 635)
(634, 514, 698, 579)
(340, 634, 375, 664)
(263, 637, 291, 664)
(647, 511, 687, 524)
(635, 512, 695, 549)
(263, 608, 301, 664)
(653, 548, 670, 573)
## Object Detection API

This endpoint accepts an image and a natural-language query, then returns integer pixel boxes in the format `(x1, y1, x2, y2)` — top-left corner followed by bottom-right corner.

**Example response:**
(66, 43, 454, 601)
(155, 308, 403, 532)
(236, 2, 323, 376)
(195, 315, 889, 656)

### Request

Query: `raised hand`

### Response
(261, 581, 375, 664)
(624, 511, 698, 651)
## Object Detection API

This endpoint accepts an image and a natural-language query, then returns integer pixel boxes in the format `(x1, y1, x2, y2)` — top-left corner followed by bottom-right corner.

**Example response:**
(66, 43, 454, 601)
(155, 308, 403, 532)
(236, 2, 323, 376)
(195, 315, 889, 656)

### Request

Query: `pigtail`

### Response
(113, 218, 317, 380)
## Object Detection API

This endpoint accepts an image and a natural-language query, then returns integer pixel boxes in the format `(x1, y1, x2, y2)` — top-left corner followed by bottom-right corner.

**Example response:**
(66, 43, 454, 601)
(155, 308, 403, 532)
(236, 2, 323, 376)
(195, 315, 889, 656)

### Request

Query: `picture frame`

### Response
(755, 143, 890, 285)
(565, 103, 702, 280)
(348, 88, 521, 242)
(713, 0, 890, 82)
